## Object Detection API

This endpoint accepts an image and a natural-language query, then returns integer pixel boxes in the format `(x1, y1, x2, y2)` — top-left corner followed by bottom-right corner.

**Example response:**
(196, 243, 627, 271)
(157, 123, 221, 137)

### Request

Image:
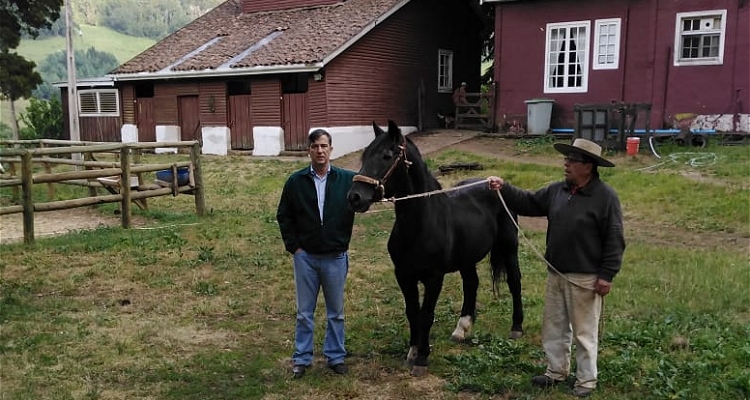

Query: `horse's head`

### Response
(347, 120, 412, 213)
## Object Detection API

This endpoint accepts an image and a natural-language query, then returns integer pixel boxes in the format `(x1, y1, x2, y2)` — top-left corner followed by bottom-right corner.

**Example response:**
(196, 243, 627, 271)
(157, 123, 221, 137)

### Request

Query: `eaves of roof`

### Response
(109, 0, 409, 81)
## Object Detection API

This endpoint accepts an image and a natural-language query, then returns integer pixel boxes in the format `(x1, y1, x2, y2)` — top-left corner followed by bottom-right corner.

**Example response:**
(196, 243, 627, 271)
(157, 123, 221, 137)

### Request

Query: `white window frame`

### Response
(593, 18, 621, 70)
(78, 89, 120, 117)
(437, 49, 453, 93)
(544, 20, 591, 94)
(673, 9, 727, 66)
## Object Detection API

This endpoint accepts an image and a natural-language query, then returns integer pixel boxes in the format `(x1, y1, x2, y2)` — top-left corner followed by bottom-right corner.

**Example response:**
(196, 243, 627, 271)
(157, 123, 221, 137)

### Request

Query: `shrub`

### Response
(19, 97, 63, 140)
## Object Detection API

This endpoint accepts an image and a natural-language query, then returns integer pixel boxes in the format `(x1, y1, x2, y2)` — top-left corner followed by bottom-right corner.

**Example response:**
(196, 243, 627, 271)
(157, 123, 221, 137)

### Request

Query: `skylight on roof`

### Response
(220, 30, 284, 69)
(161, 36, 224, 72)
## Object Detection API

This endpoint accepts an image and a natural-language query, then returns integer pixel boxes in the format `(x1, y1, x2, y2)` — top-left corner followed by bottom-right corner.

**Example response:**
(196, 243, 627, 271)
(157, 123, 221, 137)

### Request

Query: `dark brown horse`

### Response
(347, 120, 523, 376)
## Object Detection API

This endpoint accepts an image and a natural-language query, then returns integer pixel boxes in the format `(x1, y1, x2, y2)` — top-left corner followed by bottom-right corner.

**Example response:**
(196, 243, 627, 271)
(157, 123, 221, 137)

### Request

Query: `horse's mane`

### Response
(404, 136, 442, 192)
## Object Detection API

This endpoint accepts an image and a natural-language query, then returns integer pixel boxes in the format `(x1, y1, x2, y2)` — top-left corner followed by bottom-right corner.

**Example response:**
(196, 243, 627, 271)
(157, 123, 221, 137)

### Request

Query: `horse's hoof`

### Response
(450, 334, 465, 343)
(509, 330, 523, 339)
(410, 366, 429, 377)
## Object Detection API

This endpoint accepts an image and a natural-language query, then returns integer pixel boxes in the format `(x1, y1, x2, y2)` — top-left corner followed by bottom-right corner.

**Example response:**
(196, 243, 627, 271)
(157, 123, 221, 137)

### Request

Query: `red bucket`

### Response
(626, 137, 640, 156)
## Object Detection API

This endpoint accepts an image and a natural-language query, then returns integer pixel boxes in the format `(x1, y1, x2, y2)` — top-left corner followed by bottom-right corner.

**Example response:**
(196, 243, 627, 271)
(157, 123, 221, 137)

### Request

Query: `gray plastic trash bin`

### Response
(524, 98, 555, 135)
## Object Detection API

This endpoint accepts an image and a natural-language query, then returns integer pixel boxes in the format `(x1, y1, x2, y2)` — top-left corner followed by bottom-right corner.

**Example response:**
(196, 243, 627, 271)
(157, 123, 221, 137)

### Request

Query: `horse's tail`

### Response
(489, 206, 520, 296)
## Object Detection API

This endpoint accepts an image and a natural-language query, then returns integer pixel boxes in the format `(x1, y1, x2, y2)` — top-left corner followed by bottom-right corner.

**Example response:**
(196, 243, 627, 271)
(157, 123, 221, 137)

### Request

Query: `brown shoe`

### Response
(531, 375, 564, 388)
(572, 387, 594, 397)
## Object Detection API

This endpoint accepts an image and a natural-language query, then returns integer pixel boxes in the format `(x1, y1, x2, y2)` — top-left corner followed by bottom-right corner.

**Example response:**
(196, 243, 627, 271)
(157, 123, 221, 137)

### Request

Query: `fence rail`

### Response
(0, 140, 206, 244)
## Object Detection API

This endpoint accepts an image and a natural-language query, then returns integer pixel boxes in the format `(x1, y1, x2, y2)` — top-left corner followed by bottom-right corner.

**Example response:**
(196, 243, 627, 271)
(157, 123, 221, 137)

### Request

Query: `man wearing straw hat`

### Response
(488, 138, 625, 398)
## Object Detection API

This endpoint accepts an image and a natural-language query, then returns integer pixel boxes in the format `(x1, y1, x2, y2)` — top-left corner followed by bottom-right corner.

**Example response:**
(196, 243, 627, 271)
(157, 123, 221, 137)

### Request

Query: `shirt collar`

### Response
(309, 164, 331, 177)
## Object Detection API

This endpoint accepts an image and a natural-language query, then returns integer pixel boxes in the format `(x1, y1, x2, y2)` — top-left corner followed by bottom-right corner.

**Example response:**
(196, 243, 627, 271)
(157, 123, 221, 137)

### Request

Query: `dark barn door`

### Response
(229, 94, 253, 149)
(282, 74, 310, 151)
(136, 98, 156, 142)
(178, 95, 200, 141)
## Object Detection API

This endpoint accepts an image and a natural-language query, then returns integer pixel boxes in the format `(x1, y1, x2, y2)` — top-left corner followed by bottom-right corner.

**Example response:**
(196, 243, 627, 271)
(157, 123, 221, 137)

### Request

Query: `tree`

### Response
(1, 0, 63, 139)
(19, 96, 63, 139)
(0, 50, 43, 139)
(0, 0, 64, 51)
(33, 46, 119, 99)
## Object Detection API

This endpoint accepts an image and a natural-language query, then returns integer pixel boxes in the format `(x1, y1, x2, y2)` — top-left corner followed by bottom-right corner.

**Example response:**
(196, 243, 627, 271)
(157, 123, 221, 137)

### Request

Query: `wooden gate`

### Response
(282, 93, 309, 151)
(455, 87, 496, 131)
(228, 94, 253, 150)
(136, 98, 156, 142)
(178, 96, 200, 141)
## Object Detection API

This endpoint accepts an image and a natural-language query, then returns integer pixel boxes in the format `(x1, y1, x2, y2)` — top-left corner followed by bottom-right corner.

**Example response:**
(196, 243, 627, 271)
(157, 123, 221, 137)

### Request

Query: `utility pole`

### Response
(65, 0, 80, 144)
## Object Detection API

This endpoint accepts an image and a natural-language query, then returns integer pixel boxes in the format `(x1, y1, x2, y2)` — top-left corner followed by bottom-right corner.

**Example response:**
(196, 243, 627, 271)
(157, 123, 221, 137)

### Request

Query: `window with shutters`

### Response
(78, 89, 120, 117)
(674, 10, 726, 66)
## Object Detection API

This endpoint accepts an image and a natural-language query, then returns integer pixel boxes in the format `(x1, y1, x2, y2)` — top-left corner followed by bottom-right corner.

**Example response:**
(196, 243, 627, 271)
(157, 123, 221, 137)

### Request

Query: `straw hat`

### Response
(553, 138, 615, 167)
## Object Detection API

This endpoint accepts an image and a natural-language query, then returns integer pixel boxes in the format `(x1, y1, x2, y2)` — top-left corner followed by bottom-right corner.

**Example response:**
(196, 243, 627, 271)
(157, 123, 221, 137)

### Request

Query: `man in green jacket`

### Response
(276, 129, 356, 379)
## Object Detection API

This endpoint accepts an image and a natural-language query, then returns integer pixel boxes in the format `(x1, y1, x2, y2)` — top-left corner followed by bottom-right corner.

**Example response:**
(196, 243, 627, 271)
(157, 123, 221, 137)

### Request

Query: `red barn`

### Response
(61, 0, 485, 157)
(484, 0, 749, 135)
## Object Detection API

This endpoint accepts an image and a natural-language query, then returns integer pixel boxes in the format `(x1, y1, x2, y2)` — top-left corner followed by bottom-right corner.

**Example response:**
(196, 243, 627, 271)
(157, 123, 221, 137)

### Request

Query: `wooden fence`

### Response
(0, 139, 205, 244)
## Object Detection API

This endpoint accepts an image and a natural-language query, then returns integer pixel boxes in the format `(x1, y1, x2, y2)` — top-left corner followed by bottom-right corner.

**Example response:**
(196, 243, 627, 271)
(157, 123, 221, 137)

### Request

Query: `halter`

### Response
(352, 136, 412, 199)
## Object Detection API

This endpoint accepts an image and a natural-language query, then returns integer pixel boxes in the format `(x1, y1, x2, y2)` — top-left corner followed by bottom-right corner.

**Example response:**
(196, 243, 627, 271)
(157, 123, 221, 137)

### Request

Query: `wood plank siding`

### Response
(324, 0, 482, 129)
(121, 85, 135, 124)
(242, 0, 339, 14)
(250, 79, 282, 126)
(60, 88, 123, 142)
(308, 80, 327, 127)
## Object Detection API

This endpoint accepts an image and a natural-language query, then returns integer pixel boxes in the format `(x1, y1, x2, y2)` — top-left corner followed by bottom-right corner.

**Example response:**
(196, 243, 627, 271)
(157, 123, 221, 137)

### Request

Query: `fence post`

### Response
(191, 142, 205, 216)
(120, 145, 132, 228)
(20, 151, 34, 244)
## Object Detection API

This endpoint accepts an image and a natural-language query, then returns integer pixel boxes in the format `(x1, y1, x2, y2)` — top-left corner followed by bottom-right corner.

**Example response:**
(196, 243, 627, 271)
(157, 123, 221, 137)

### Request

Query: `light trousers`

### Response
(542, 271, 602, 390)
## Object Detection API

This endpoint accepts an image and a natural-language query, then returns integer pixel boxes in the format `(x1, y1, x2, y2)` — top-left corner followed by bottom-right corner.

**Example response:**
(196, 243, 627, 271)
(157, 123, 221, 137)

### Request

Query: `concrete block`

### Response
(202, 126, 231, 155)
(155, 125, 180, 154)
(253, 127, 284, 156)
(121, 124, 138, 143)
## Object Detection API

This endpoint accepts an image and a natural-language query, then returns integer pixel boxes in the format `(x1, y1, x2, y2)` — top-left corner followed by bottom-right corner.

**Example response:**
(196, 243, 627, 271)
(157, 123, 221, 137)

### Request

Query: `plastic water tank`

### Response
(524, 99, 555, 135)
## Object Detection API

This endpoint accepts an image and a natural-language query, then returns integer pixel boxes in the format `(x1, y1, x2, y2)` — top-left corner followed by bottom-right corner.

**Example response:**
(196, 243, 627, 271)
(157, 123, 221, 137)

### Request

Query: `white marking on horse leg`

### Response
(450, 315, 473, 342)
(406, 345, 418, 367)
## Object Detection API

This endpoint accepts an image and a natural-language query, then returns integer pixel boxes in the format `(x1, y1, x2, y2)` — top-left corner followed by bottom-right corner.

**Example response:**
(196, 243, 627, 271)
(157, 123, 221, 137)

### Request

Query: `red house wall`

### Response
(494, 0, 748, 130)
(324, 0, 482, 128)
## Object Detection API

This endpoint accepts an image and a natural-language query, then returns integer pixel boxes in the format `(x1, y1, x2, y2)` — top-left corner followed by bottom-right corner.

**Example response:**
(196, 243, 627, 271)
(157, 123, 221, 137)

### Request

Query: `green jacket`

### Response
(276, 165, 356, 255)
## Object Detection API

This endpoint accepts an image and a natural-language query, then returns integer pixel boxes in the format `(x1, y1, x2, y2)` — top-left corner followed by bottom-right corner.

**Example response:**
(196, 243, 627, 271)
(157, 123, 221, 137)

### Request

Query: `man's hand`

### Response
(594, 279, 611, 296)
(487, 176, 504, 191)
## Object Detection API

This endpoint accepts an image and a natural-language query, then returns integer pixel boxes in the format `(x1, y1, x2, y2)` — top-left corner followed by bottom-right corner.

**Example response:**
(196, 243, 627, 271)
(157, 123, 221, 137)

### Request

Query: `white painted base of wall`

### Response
(202, 126, 231, 155)
(691, 114, 749, 132)
(155, 125, 181, 154)
(322, 125, 418, 160)
(253, 127, 285, 156)
(121, 124, 138, 143)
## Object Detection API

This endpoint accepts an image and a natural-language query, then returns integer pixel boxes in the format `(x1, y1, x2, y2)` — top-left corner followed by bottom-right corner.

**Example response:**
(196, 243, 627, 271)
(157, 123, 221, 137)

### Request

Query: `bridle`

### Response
(352, 136, 412, 199)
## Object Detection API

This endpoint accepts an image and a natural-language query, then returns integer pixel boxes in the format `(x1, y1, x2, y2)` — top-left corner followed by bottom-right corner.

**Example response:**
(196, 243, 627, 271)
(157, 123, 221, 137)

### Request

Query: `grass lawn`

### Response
(0, 136, 748, 399)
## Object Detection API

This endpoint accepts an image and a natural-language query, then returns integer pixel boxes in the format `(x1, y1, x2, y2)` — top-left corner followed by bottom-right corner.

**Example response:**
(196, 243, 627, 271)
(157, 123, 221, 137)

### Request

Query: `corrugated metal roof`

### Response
(110, 0, 407, 80)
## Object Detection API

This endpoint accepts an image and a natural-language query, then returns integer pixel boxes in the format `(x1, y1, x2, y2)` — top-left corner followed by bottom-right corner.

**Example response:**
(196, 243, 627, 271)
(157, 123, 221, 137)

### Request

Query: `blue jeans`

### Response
(292, 250, 348, 366)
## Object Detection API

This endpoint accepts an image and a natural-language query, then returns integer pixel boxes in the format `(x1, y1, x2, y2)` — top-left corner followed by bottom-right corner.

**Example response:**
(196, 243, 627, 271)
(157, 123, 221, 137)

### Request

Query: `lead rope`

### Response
(375, 177, 605, 336)
(492, 180, 605, 338)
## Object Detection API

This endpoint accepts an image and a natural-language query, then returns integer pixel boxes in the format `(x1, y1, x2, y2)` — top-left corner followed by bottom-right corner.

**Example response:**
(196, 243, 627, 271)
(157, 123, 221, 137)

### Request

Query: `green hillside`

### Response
(1, 25, 154, 132)
(16, 24, 155, 65)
